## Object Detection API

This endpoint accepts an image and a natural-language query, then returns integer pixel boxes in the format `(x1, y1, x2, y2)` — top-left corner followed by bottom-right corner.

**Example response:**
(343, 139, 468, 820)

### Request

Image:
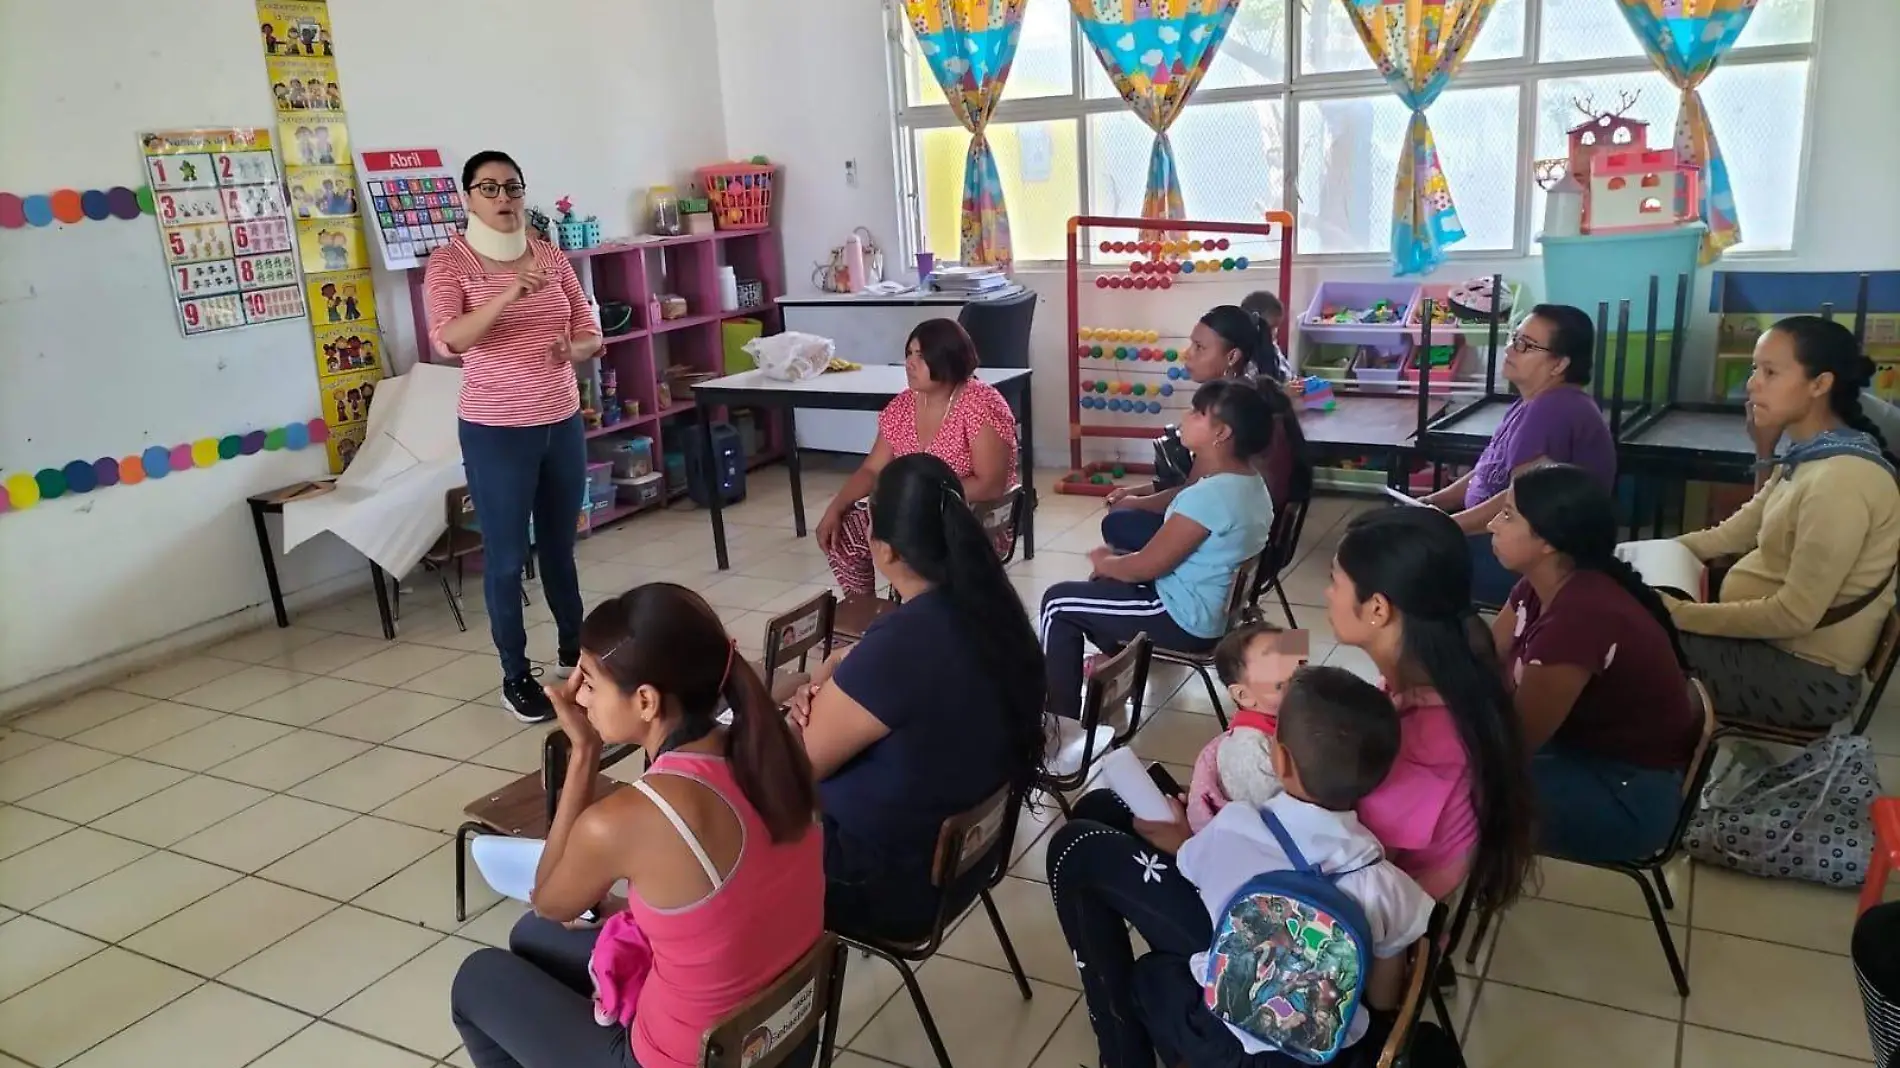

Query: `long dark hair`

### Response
(1512, 465, 1687, 670)
(1336, 507, 1535, 916)
(869, 454, 1046, 798)
(1774, 315, 1897, 466)
(1201, 304, 1283, 383)
(579, 584, 816, 844)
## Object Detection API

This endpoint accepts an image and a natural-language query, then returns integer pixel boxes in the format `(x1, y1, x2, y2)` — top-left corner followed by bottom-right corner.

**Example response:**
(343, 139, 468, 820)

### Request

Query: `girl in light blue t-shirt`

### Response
(1040, 380, 1276, 720)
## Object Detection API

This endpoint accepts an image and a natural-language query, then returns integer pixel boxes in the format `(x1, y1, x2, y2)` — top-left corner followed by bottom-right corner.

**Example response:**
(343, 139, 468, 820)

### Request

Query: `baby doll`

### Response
(1186, 624, 1309, 832)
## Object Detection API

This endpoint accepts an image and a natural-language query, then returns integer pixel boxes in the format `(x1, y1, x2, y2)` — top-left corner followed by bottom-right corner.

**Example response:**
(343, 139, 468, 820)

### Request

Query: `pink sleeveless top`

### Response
(616, 750, 825, 1068)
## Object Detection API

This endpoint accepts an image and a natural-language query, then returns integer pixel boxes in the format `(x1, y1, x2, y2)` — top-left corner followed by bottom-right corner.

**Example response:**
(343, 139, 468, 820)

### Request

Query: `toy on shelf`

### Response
(696, 161, 776, 231)
(553, 196, 601, 250)
(1300, 376, 1335, 411)
(1062, 213, 1296, 496)
(1588, 150, 1699, 234)
(1566, 93, 1648, 185)
(1447, 276, 1513, 321)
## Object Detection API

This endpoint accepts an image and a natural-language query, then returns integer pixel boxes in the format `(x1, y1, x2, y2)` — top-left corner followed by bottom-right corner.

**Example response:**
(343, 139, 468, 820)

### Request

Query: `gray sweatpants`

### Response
(1679, 633, 1862, 732)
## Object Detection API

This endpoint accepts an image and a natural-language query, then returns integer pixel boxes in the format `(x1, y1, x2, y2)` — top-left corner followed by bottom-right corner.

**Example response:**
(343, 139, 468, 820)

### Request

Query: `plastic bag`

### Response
(744, 331, 834, 382)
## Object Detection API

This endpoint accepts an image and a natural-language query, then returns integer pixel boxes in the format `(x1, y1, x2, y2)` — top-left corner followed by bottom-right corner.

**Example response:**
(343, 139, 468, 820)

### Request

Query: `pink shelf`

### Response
(653, 399, 697, 420)
(652, 312, 720, 334)
(602, 330, 646, 346)
(585, 418, 649, 440)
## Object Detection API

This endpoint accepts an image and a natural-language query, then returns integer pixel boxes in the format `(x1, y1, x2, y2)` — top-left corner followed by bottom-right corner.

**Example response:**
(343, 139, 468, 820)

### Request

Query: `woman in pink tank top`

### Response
(451, 584, 824, 1068)
(1323, 506, 1537, 915)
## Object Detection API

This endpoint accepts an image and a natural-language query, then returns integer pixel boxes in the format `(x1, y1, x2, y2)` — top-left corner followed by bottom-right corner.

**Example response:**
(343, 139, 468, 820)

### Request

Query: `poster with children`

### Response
(267, 56, 343, 113)
(139, 127, 306, 336)
(287, 166, 360, 219)
(307, 269, 376, 326)
(324, 368, 380, 428)
(326, 419, 367, 472)
(296, 217, 367, 274)
(258, 0, 333, 57)
(280, 113, 348, 167)
(314, 322, 383, 377)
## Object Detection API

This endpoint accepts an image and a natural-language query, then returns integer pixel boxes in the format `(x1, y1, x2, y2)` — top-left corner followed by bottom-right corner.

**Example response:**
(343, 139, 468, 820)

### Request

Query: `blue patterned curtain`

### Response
(904, 1, 1028, 268)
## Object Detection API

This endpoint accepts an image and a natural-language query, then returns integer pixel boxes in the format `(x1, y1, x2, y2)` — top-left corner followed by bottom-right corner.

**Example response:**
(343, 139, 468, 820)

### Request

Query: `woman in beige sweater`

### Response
(1671, 316, 1900, 731)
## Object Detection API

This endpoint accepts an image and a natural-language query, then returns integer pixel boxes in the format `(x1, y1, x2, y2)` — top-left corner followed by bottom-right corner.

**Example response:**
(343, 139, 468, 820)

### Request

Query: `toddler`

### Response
(1186, 624, 1308, 831)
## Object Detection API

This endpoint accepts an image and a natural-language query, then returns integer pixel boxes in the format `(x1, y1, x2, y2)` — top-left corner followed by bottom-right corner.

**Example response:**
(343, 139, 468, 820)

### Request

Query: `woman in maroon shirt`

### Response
(1487, 463, 1700, 864)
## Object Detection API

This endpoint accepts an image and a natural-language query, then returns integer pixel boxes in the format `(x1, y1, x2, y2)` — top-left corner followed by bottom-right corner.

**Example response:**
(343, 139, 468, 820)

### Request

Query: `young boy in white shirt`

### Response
(1130, 665, 1434, 1066)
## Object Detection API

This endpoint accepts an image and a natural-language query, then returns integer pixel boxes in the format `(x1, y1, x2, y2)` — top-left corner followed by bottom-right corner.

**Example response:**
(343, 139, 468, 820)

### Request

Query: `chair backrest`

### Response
(1649, 675, 1724, 866)
(932, 783, 1017, 890)
(1224, 550, 1268, 629)
(1375, 902, 1449, 1068)
(1853, 605, 1900, 735)
(1082, 633, 1151, 741)
(1256, 496, 1310, 589)
(699, 934, 840, 1068)
(957, 290, 1036, 369)
(761, 590, 836, 679)
(970, 484, 1025, 563)
(428, 487, 482, 563)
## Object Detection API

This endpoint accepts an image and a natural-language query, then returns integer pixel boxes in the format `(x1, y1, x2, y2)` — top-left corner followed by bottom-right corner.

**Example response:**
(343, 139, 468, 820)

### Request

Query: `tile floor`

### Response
(0, 466, 1888, 1068)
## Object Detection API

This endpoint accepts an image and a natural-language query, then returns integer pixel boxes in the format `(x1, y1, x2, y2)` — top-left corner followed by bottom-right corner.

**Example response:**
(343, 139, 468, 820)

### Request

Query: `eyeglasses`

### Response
(1508, 332, 1557, 356)
(469, 181, 527, 200)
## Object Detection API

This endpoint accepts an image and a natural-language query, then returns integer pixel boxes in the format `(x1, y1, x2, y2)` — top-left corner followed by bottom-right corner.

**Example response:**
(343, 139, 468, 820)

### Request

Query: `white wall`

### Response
(712, 0, 1900, 466)
(0, 0, 727, 706)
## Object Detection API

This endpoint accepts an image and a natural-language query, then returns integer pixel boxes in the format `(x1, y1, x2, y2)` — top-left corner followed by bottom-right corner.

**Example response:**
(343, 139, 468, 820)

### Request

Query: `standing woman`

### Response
(426, 151, 602, 723)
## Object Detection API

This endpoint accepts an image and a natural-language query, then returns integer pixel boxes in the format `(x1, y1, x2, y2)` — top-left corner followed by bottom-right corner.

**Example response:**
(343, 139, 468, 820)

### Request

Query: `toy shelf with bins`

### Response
(405, 228, 787, 532)
(1294, 279, 1515, 396)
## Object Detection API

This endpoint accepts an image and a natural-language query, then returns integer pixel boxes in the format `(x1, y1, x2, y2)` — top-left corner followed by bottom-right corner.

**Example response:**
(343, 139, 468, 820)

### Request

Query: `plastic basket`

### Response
(1301, 282, 1417, 347)
(697, 164, 776, 231)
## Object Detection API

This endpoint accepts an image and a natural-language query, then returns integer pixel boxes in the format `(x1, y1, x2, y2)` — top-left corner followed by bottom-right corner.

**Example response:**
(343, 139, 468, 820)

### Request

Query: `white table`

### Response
(689, 365, 1035, 570)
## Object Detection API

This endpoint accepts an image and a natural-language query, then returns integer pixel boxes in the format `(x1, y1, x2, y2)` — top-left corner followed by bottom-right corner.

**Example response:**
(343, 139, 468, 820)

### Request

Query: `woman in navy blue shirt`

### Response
(785, 453, 1047, 940)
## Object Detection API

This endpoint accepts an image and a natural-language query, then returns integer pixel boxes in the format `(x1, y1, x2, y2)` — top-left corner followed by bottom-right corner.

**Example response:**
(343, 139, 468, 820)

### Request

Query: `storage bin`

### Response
(1301, 282, 1418, 347)
(724, 318, 764, 374)
(736, 279, 764, 309)
(617, 472, 665, 509)
(696, 164, 777, 231)
(1402, 280, 1525, 343)
(1350, 346, 1406, 394)
(1399, 338, 1471, 394)
(663, 451, 688, 492)
(603, 436, 654, 478)
(1539, 225, 1704, 334)
(584, 461, 614, 504)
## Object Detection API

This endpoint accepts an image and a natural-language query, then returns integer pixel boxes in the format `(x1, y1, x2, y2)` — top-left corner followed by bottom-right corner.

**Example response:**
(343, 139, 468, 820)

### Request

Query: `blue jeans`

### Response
(1468, 533, 1518, 608)
(1101, 508, 1165, 553)
(1533, 745, 1683, 864)
(459, 414, 587, 679)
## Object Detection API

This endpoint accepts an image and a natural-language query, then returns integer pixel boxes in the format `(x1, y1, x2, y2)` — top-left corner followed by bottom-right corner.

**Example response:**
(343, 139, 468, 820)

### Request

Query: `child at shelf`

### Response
(1042, 380, 1276, 721)
(1186, 624, 1309, 831)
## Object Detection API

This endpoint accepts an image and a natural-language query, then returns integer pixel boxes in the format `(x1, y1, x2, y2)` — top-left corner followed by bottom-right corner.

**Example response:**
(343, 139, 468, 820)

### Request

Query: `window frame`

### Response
(882, 0, 1821, 268)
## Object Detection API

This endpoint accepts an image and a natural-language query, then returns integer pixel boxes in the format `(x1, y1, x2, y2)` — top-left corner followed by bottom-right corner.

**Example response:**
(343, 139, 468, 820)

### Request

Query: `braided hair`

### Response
(1510, 464, 1688, 670)
(1774, 315, 1898, 467)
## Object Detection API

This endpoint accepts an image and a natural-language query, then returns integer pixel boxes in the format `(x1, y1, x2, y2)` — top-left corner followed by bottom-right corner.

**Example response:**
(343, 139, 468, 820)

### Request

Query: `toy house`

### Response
(1566, 111, 1649, 185)
(1586, 148, 1700, 234)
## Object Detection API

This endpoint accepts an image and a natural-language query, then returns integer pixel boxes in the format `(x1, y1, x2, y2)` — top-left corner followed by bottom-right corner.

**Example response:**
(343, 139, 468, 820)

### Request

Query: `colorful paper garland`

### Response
(0, 186, 152, 229)
(0, 418, 330, 515)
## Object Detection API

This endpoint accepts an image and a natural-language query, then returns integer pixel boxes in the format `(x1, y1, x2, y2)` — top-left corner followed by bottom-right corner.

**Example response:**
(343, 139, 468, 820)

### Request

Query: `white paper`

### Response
(1381, 486, 1430, 508)
(470, 835, 544, 903)
(1100, 748, 1175, 822)
(1615, 539, 1706, 603)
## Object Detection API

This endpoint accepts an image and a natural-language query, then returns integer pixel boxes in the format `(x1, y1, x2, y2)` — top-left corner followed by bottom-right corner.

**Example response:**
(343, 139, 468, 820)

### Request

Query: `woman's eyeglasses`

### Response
(1508, 332, 1557, 356)
(469, 181, 527, 200)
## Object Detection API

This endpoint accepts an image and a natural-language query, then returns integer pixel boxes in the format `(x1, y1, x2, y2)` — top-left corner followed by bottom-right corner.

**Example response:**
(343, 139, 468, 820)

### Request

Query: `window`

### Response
(890, 0, 1817, 264)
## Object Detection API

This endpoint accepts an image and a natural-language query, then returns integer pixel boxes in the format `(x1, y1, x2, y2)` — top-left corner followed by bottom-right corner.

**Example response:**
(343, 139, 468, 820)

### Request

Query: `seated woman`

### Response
(1103, 303, 1311, 552)
(451, 584, 823, 1068)
(1043, 380, 1277, 720)
(787, 453, 1046, 942)
(1672, 315, 1900, 732)
(816, 318, 1019, 595)
(1042, 506, 1536, 1068)
(1416, 304, 1616, 606)
(1487, 464, 1701, 863)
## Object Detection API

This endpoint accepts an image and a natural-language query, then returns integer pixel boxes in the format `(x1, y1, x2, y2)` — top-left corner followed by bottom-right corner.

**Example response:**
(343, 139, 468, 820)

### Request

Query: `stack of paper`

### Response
(932, 265, 1012, 294)
(1615, 539, 1707, 602)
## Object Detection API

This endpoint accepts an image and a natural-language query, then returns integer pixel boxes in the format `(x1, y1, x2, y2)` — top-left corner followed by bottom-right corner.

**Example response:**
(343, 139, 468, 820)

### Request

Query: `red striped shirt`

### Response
(423, 236, 598, 426)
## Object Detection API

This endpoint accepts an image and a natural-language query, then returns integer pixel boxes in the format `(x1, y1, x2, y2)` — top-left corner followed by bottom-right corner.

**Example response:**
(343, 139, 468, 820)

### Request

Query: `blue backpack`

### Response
(1201, 810, 1374, 1065)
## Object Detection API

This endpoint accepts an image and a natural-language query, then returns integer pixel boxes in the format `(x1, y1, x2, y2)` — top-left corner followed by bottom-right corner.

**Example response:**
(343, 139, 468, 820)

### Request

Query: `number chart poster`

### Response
(139, 128, 307, 336)
(257, 0, 381, 472)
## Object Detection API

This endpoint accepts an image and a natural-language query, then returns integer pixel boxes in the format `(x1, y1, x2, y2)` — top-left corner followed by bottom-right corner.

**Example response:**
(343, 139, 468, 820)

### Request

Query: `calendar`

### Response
(354, 147, 468, 270)
(140, 127, 306, 336)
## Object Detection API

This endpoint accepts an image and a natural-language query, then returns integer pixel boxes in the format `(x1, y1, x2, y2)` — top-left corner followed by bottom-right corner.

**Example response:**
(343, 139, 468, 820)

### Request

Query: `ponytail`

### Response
(1200, 304, 1283, 383)
(1592, 556, 1689, 671)
(872, 454, 1049, 799)
(579, 584, 817, 845)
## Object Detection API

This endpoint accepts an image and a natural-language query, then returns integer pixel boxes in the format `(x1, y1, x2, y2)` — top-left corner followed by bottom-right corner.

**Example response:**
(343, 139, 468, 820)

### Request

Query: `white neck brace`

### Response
(465, 214, 528, 262)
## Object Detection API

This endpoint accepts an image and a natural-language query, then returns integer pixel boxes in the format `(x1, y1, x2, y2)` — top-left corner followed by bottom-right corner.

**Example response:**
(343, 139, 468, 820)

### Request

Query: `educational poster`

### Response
(259, 0, 381, 472)
(307, 269, 375, 325)
(355, 148, 469, 270)
(286, 165, 359, 218)
(139, 127, 306, 337)
(295, 217, 366, 274)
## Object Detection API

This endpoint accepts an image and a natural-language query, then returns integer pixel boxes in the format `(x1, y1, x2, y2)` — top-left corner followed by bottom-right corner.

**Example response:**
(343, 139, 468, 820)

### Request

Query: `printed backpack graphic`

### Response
(1202, 813, 1373, 1065)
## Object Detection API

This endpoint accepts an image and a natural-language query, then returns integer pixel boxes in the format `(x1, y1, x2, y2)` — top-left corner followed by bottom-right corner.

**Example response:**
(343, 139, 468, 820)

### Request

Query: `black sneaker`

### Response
(501, 673, 555, 724)
(555, 651, 580, 680)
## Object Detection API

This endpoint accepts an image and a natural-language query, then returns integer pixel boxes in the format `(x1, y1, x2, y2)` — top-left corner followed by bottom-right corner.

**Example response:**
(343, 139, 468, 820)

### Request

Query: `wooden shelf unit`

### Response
(405, 228, 788, 535)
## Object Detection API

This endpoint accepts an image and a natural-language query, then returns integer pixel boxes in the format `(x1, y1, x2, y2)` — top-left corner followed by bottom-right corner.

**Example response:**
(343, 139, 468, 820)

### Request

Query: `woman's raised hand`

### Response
(508, 263, 547, 302)
(545, 672, 601, 752)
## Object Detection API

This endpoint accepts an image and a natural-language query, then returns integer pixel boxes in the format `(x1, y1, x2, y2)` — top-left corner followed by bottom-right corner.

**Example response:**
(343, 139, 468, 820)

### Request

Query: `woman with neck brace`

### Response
(424, 150, 603, 725)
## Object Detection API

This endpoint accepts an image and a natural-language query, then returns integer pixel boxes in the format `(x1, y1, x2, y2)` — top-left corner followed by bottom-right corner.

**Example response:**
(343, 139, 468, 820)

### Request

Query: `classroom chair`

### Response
(834, 784, 1032, 1068)
(698, 934, 849, 1068)
(1041, 633, 1152, 816)
(1151, 550, 1267, 729)
(1369, 903, 1462, 1068)
(748, 590, 837, 698)
(972, 483, 1028, 566)
(831, 484, 1025, 644)
(956, 289, 1035, 371)
(1449, 676, 1723, 998)
(1250, 492, 1311, 629)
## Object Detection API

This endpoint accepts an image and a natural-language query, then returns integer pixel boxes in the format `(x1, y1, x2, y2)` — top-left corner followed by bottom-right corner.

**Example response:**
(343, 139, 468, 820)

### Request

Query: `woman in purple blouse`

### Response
(1417, 304, 1617, 605)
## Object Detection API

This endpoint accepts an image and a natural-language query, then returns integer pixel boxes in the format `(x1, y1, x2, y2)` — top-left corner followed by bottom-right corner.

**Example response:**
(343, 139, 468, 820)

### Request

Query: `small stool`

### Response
(1859, 797, 1900, 915)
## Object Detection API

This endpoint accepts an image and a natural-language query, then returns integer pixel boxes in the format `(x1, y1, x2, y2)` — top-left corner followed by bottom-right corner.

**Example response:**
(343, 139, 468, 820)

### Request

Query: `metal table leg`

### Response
(370, 564, 396, 640)
(703, 402, 730, 570)
(250, 501, 290, 628)
(785, 407, 807, 538)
